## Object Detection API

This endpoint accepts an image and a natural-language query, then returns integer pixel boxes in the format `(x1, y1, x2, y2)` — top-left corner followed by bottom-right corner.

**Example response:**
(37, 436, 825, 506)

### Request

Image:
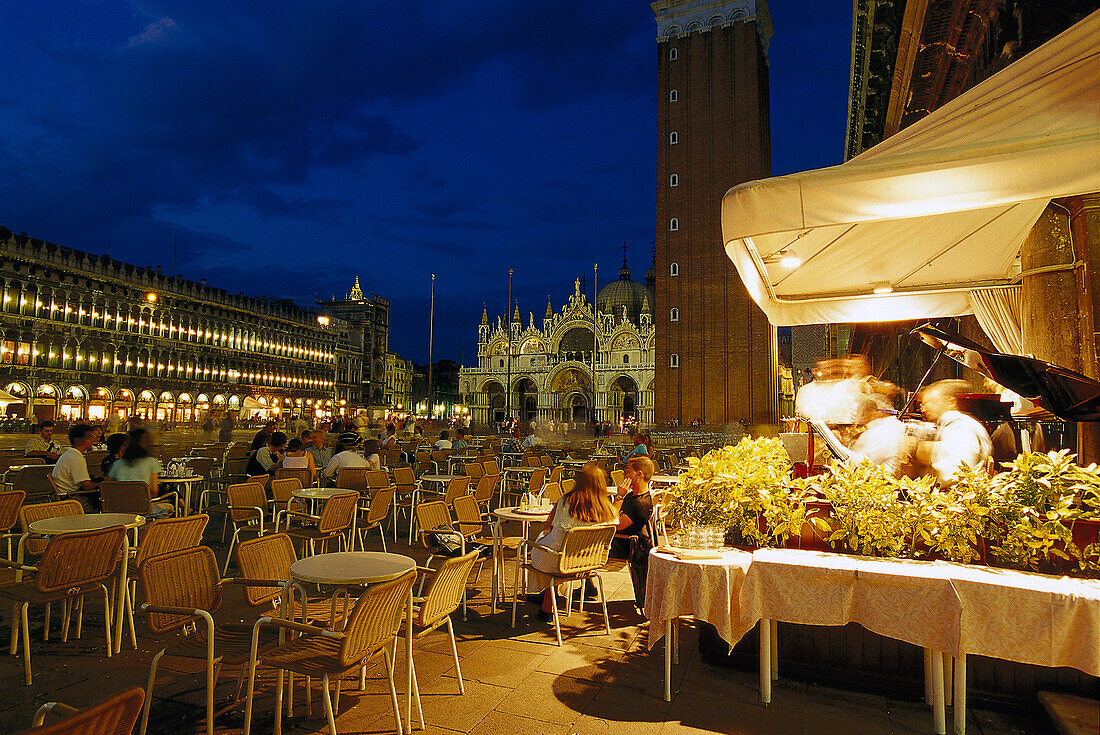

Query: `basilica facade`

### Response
(459, 261, 655, 430)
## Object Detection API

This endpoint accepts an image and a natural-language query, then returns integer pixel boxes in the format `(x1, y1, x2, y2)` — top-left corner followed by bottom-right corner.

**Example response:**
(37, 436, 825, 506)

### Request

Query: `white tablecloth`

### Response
(645, 547, 753, 650)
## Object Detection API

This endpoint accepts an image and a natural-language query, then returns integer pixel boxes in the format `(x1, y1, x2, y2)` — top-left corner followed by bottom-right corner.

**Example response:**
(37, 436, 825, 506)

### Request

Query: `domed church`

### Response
(459, 259, 655, 429)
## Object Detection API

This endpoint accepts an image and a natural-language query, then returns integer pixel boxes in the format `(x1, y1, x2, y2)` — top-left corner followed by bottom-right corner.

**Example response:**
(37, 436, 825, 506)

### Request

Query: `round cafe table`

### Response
(25, 513, 146, 654)
(290, 551, 418, 732)
(158, 475, 204, 512)
(490, 506, 551, 608)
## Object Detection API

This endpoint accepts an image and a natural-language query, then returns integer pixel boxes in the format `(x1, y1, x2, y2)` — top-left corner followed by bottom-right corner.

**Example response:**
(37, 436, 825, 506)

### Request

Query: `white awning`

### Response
(242, 396, 267, 410)
(722, 9, 1100, 327)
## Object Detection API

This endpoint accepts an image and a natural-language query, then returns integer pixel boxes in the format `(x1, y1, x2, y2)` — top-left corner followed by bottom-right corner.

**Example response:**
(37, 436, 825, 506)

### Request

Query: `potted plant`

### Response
(805, 460, 909, 558)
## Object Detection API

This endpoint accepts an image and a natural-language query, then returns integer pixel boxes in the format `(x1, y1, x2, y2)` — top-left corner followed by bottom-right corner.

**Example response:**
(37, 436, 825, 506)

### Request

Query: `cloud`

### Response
(126, 17, 177, 47)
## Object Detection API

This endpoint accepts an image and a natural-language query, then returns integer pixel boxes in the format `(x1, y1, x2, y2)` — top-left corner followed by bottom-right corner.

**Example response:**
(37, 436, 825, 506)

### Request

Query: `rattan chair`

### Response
(403, 551, 480, 695)
(138, 545, 279, 735)
(365, 469, 390, 494)
(13, 466, 56, 505)
(415, 500, 458, 576)
(471, 474, 498, 512)
(547, 466, 564, 487)
(511, 524, 616, 646)
(358, 486, 395, 551)
(100, 479, 179, 518)
(25, 686, 145, 735)
(0, 489, 26, 560)
(274, 466, 313, 489)
(270, 477, 304, 523)
(481, 459, 500, 476)
(18, 499, 84, 559)
(562, 478, 576, 494)
(281, 491, 357, 557)
(335, 467, 369, 494)
(223, 482, 272, 575)
(243, 569, 418, 735)
(464, 462, 484, 482)
(527, 467, 547, 494)
(610, 469, 624, 487)
(234, 533, 339, 628)
(543, 482, 563, 503)
(391, 466, 419, 542)
(433, 476, 470, 507)
(0, 525, 125, 685)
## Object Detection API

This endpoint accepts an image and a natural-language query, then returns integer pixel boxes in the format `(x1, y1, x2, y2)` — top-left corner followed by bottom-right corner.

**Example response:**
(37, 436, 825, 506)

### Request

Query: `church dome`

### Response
(597, 259, 649, 324)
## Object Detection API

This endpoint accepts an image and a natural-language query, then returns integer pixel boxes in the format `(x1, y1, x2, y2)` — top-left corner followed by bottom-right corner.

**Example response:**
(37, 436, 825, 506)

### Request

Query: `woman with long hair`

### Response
(528, 465, 617, 620)
(107, 429, 168, 513)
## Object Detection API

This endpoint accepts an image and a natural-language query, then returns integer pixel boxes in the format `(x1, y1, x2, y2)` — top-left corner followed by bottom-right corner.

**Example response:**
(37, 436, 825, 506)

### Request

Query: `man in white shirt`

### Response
(433, 430, 452, 450)
(321, 436, 369, 483)
(916, 380, 992, 485)
(25, 420, 61, 461)
(51, 423, 101, 504)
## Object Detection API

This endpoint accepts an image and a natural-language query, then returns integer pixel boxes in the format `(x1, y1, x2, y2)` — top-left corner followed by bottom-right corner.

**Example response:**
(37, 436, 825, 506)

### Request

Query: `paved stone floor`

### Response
(0, 522, 1056, 735)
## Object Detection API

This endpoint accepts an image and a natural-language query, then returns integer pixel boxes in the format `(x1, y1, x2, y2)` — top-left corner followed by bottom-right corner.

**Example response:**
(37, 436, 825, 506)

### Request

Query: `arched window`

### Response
(669, 131, 678, 145)
(670, 353, 679, 369)
(670, 262, 679, 276)
(499, 359, 504, 368)
(623, 354, 630, 364)
(669, 89, 678, 103)
(669, 48, 678, 61)
(670, 308, 679, 322)
(669, 173, 678, 187)
(669, 218, 679, 231)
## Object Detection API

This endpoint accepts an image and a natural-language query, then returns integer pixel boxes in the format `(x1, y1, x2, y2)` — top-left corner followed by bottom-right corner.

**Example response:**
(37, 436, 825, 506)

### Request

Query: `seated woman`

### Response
(281, 437, 316, 475)
(101, 432, 127, 477)
(320, 436, 370, 484)
(610, 455, 655, 559)
(527, 465, 617, 621)
(361, 439, 382, 471)
(107, 428, 173, 515)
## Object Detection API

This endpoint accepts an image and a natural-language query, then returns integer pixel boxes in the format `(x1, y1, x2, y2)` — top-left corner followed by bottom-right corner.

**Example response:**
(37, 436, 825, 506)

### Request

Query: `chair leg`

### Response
(383, 648, 403, 735)
(76, 595, 85, 639)
(102, 587, 112, 658)
(61, 599, 71, 643)
(273, 669, 285, 735)
(594, 573, 611, 636)
(550, 587, 563, 646)
(43, 601, 50, 641)
(330, 675, 341, 723)
(20, 602, 31, 686)
(446, 616, 464, 695)
(223, 529, 239, 576)
(379, 525, 387, 552)
(140, 649, 165, 735)
(10, 602, 19, 655)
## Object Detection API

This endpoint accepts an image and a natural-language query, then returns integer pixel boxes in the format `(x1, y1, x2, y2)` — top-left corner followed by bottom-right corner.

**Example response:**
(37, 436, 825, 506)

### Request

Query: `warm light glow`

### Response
(779, 255, 802, 269)
(146, 293, 157, 303)
(872, 285, 894, 295)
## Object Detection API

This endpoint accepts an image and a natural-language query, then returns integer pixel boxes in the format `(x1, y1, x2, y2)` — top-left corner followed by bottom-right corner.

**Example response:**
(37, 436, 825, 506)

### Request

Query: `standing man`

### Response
(250, 420, 276, 451)
(915, 379, 993, 485)
(51, 423, 102, 509)
(25, 420, 61, 461)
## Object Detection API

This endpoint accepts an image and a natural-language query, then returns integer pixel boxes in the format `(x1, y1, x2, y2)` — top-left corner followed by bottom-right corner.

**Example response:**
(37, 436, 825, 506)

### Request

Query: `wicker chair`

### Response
(540, 455, 554, 469)
(358, 486, 395, 552)
(543, 482, 563, 503)
(138, 545, 278, 735)
(547, 466, 564, 487)
(242, 569, 418, 735)
(0, 489, 26, 560)
(471, 474, 498, 512)
(335, 467, 369, 495)
(26, 686, 145, 735)
(415, 450, 431, 476)
(464, 462, 484, 482)
(18, 500, 84, 559)
(511, 524, 616, 646)
(281, 491, 357, 557)
(100, 479, 178, 518)
(274, 466, 313, 489)
(527, 467, 547, 494)
(415, 500, 458, 576)
(365, 469, 390, 494)
(270, 477, 304, 523)
(13, 466, 56, 505)
(391, 466, 419, 542)
(234, 533, 342, 628)
(436, 476, 470, 507)
(562, 478, 576, 494)
(481, 459, 500, 476)
(403, 551, 480, 694)
(0, 525, 125, 685)
(223, 482, 272, 575)
(610, 469, 624, 487)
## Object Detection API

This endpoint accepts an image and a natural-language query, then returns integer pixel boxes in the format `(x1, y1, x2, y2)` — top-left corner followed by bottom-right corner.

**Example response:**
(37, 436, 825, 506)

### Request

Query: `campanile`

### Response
(652, 0, 777, 428)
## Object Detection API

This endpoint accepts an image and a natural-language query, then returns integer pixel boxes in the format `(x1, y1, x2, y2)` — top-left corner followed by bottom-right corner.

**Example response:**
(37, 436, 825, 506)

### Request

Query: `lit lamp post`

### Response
(592, 262, 598, 429)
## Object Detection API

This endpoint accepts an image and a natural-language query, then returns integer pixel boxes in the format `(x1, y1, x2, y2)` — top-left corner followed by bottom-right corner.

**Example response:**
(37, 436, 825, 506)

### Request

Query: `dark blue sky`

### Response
(0, 1, 851, 365)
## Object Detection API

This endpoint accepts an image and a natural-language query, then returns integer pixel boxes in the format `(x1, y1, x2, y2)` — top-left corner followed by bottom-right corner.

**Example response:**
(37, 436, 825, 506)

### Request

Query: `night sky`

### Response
(0, 1, 851, 365)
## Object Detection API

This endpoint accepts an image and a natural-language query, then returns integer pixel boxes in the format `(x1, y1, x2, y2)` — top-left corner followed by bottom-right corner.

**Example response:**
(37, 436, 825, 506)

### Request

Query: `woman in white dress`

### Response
(528, 465, 617, 620)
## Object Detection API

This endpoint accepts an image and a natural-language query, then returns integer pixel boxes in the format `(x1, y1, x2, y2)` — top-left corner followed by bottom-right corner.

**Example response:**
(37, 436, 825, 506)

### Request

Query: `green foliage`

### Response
(904, 463, 990, 564)
(805, 461, 911, 557)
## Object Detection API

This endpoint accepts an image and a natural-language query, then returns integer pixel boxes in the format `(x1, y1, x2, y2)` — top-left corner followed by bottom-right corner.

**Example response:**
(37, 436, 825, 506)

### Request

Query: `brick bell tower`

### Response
(652, 0, 778, 429)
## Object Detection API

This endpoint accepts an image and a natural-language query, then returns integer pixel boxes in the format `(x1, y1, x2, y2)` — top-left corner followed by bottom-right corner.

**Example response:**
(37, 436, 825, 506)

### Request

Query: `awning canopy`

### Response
(722, 9, 1100, 327)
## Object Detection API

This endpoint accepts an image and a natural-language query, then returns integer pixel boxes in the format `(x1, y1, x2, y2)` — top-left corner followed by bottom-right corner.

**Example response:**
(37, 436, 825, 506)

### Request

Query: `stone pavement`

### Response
(0, 525, 1054, 735)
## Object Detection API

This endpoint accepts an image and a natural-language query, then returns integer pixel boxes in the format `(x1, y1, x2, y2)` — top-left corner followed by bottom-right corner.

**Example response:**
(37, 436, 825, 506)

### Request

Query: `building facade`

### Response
(652, 0, 779, 429)
(319, 277, 391, 409)
(459, 264, 656, 430)
(0, 227, 343, 423)
(383, 351, 414, 411)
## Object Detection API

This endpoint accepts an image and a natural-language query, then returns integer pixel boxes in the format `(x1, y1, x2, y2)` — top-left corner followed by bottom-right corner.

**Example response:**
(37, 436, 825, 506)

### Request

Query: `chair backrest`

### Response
(431, 450, 446, 464)
(392, 466, 415, 491)
(558, 524, 616, 574)
(472, 474, 497, 503)
(0, 489, 25, 533)
(540, 455, 554, 468)
(235, 532, 296, 607)
(270, 477, 301, 504)
(464, 462, 484, 480)
(385, 449, 403, 466)
(339, 569, 417, 667)
(0, 456, 43, 472)
(414, 501, 451, 549)
(482, 459, 499, 476)
(14, 465, 56, 503)
(134, 514, 209, 569)
(19, 500, 85, 554)
(100, 480, 152, 514)
(186, 457, 217, 479)
(366, 487, 395, 527)
(527, 467, 547, 491)
(366, 469, 390, 490)
(543, 482, 562, 503)
(317, 491, 358, 534)
(28, 686, 146, 735)
(84, 451, 108, 474)
(417, 550, 480, 629)
(274, 466, 312, 488)
(562, 478, 576, 494)
(224, 457, 249, 479)
(226, 482, 268, 524)
(139, 545, 222, 634)
(336, 467, 370, 494)
(442, 476, 470, 506)
(226, 444, 249, 460)
(547, 466, 563, 486)
(451, 494, 482, 536)
(37, 525, 126, 594)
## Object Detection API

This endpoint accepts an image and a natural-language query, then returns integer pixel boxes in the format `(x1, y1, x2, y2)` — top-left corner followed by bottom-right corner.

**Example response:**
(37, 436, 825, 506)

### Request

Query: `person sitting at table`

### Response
(246, 431, 287, 476)
(521, 426, 544, 449)
(51, 423, 102, 511)
(101, 432, 127, 476)
(610, 456, 655, 559)
(25, 420, 61, 462)
(451, 429, 469, 453)
(249, 420, 277, 451)
(107, 428, 175, 515)
(320, 436, 370, 484)
(362, 439, 382, 471)
(281, 437, 316, 476)
(434, 430, 452, 450)
(618, 431, 651, 466)
(527, 465, 617, 621)
(303, 430, 332, 468)
(381, 424, 398, 450)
